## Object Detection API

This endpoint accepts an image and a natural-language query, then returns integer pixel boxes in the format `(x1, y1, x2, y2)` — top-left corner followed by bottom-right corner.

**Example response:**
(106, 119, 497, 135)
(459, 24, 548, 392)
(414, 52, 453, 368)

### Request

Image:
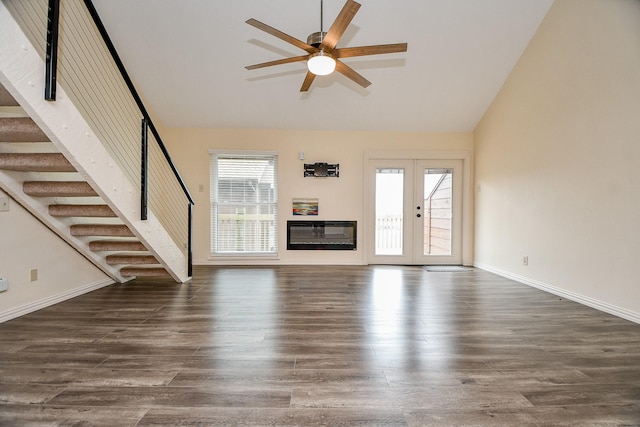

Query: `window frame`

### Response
(209, 150, 279, 258)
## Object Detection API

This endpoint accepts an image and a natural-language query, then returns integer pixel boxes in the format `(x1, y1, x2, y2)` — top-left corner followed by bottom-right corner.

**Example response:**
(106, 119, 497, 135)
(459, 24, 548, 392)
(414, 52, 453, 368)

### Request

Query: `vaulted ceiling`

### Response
(92, 0, 554, 132)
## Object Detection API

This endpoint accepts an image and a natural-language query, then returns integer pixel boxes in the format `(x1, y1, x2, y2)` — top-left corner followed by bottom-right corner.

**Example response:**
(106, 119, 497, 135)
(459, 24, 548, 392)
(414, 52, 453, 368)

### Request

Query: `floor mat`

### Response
(422, 265, 473, 272)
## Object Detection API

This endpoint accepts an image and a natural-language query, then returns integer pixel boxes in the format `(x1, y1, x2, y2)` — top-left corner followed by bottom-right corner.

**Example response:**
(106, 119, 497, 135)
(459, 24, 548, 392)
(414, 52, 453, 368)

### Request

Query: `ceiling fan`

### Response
(245, 0, 408, 92)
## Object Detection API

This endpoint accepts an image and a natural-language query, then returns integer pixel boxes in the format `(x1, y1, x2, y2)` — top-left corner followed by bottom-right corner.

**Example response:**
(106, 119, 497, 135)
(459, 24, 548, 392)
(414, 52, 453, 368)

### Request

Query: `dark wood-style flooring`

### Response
(1, 265, 639, 426)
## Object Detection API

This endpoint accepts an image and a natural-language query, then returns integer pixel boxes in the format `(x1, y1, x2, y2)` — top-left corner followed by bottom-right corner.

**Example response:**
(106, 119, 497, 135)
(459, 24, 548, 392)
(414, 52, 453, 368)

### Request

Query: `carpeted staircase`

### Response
(0, 85, 170, 281)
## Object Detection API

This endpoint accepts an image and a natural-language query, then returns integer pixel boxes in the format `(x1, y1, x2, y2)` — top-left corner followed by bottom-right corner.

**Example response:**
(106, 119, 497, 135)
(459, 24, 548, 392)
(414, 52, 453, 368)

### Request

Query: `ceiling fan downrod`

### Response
(307, 0, 328, 47)
(321, 0, 324, 35)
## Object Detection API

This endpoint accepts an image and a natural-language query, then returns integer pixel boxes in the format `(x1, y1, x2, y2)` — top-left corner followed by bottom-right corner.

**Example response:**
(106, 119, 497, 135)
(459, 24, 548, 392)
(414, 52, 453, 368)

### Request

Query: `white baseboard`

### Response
(195, 259, 364, 266)
(475, 263, 640, 325)
(0, 278, 114, 323)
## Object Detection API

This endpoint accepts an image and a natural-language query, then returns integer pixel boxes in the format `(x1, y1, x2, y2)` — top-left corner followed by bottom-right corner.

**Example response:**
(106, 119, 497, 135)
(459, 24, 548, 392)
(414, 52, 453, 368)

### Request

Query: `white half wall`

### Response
(474, 0, 640, 322)
(0, 189, 112, 322)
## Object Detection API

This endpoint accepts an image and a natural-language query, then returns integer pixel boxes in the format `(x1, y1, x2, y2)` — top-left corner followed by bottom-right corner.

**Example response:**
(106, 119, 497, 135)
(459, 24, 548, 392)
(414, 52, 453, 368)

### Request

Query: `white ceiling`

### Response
(91, 0, 554, 132)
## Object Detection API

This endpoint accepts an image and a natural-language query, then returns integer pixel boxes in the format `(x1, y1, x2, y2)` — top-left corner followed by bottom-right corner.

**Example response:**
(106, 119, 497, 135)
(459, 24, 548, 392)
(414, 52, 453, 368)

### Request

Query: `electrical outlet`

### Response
(0, 195, 9, 212)
(522, 256, 529, 266)
(29, 268, 38, 282)
(0, 278, 8, 292)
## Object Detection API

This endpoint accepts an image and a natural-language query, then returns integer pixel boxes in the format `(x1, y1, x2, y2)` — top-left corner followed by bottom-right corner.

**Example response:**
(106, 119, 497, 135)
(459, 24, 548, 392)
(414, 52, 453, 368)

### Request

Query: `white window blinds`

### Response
(210, 152, 278, 255)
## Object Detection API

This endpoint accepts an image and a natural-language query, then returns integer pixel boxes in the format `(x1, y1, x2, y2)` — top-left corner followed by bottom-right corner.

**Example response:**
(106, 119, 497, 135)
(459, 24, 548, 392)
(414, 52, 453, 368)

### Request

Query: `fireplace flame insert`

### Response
(287, 220, 357, 250)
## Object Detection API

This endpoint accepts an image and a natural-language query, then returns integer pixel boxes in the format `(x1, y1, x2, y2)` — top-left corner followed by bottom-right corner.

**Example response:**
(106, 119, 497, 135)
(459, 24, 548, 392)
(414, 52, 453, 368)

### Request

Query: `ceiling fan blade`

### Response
(333, 43, 408, 59)
(246, 18, 317, 53)
(335, 60, 371, 88)
(300, 71, 317, 92)
(245, 55, 310, 70)
(320, 0, 361, 51)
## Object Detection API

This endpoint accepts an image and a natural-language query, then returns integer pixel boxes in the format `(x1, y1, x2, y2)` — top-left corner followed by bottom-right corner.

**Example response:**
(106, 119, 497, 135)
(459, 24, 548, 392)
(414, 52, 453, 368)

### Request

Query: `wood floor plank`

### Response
(137, 407, 409, 426)
(0, 384, 66, 405)
(520, 384, 640, 406)
(1, 265, 639, 425)
(0, 366, 179, 386)
(404, 405, 640, 426)
(168, 368, 389, 389)
(384, 367, 595, 388)
(0, 405, 147, 427)
(47, 385, 293, 408)
(290, 385, 534, 410)
(0, 352, 107, 368)
(99, 354, 296, 371)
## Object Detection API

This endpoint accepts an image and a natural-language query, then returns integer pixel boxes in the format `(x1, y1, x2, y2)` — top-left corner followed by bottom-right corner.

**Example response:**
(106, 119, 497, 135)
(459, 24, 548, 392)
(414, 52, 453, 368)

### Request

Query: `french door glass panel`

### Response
(422, 168, 453, 256)
(375, 168, 405, 256)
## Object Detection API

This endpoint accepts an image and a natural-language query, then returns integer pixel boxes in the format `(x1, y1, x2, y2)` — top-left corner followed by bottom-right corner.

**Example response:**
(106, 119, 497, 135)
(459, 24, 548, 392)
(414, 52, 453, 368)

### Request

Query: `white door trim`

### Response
(364, 150, 474, 266)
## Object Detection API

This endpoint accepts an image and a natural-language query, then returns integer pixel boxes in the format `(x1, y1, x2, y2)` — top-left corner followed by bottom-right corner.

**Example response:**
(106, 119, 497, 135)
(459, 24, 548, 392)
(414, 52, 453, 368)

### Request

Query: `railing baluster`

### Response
(45, 0, 60, 101)
(188, 203, 193, 277)
(140, 118, 148, 220)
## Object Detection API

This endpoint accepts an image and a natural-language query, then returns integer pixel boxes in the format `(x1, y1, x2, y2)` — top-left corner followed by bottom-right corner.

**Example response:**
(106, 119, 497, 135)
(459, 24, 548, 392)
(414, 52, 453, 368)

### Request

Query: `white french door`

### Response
(368, 159, 463, 265)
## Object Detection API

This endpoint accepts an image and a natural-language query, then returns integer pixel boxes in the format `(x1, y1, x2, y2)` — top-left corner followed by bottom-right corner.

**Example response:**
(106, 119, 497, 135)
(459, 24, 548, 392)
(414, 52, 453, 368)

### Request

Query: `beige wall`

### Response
(0, 189, 112, 321)
(164, 128, 472, 265)
(474, 0, 640, 321)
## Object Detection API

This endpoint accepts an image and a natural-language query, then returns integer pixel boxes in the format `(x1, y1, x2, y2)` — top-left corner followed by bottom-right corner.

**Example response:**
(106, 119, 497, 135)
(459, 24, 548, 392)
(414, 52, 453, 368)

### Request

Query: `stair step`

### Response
(0, 153, 74, 172)
(89, 240, 147, 252)
(0, 117, 48, 142)
(120, 267, 171, 277)
(70, 224, 134, 237)
(49, 204, 116, 217)
(23, 181, 97, 197)
(0, 85, 19, 107)
(106, 254, 159, 265)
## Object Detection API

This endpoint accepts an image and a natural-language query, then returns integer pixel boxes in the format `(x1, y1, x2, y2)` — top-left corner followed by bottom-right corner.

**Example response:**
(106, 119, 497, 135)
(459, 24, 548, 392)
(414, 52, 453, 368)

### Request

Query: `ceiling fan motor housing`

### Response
(307, 31, 327, 48)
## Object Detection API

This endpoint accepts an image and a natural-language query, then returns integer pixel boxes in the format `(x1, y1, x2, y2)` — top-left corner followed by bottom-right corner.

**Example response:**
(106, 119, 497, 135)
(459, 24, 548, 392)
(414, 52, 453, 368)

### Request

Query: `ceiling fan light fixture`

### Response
(307, 51, 336, 76)
(245, 0, 407, 91)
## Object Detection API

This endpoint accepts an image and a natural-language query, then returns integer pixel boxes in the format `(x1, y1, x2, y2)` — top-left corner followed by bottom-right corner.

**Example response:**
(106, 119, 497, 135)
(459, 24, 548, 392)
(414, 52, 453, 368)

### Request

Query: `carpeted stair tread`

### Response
(70, 224, 134, 237)
(49, 204, 116, 217)
(0, 153, 75, 172)
(89, 240, 147, 252)
(106, 254, 159, 265)
(120, 267, 170, 277)
(23, 181, 97, 197)
(0, 117, 49, 142)
(0, 85, 20, 107)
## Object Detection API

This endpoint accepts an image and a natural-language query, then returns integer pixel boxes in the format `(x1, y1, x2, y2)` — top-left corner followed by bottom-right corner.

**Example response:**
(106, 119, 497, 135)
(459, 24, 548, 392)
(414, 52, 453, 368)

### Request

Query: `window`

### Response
(210, 151, 278, 255)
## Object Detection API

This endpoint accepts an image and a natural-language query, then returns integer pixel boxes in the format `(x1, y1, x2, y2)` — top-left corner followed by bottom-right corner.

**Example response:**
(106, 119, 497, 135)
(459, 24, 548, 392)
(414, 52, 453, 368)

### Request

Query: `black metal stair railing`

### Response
(43, 0, 195, 277)
(140, 118, 148, 221)
(44, 0, 59, 101)
(81, 0, 194, 206)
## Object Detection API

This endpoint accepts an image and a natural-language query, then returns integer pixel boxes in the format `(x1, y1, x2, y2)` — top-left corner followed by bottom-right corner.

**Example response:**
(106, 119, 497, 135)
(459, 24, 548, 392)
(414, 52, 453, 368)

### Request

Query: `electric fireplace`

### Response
(287, 220, 357, 250)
